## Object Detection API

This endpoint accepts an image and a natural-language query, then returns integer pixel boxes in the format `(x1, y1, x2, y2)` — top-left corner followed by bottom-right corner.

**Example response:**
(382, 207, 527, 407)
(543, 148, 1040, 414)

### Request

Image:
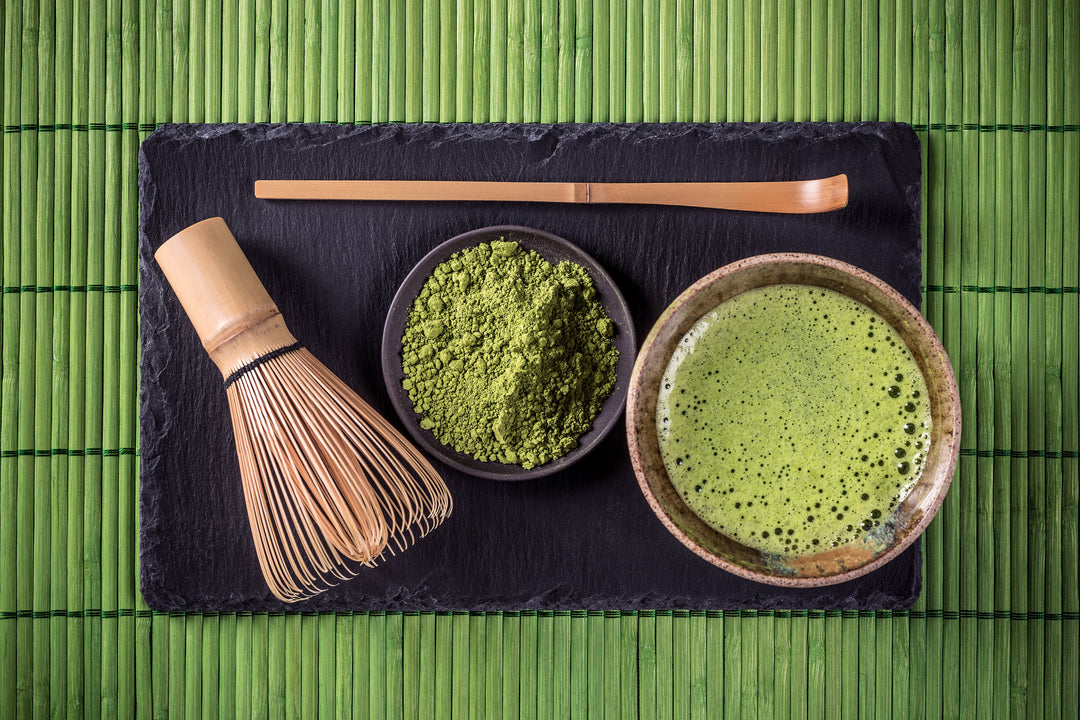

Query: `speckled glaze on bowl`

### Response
(382, 225, 636, 481)
(626, 253, 960, 587)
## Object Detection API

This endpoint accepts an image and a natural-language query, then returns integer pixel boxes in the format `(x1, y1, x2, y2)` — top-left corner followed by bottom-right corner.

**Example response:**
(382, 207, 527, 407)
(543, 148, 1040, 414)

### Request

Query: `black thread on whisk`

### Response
(223, 342, 303, 388)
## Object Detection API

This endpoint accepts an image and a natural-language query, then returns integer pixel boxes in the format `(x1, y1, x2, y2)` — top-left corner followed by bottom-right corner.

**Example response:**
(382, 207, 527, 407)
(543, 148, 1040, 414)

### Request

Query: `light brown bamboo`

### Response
(154, 218, 452, 602)
(253, 174, 849, 213)
(154, 217, 298, 377)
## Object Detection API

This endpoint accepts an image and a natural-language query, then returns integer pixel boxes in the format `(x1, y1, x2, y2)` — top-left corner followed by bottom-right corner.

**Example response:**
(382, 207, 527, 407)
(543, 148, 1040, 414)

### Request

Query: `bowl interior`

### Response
(382, 225, 636, 481)
(627, 253, 960, 586)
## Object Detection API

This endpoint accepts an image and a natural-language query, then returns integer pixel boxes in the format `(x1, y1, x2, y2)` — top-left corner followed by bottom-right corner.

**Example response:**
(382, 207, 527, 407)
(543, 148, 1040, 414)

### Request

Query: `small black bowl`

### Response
(381, 225, 636, 481)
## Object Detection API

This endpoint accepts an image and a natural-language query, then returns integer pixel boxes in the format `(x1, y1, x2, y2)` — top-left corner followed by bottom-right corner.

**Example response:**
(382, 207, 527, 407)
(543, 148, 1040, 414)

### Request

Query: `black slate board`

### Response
(139, 122, 923, 612)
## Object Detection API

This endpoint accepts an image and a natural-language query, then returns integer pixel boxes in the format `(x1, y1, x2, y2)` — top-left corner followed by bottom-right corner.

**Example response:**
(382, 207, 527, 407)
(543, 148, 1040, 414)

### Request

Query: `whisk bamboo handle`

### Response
(254, 175, 849, 214)
(155, 217, 298, 379)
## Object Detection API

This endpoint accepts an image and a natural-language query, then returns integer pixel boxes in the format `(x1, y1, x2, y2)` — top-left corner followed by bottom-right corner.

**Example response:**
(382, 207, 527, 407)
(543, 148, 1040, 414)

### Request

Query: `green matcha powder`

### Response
(401, 240, 619, 469)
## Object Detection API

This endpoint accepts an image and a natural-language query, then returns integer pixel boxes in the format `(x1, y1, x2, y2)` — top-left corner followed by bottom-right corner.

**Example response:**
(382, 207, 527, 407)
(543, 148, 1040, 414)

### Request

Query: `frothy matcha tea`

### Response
(655, 284, 932, 556)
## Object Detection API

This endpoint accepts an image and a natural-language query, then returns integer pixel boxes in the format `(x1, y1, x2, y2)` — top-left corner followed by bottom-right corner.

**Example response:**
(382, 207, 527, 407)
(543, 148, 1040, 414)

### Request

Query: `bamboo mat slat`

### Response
(1, 0, 1078, 716)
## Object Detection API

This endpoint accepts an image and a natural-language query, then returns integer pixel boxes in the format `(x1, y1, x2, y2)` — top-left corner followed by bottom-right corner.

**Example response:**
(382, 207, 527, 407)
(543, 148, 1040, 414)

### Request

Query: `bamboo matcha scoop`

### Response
(254, 175, 849, 214)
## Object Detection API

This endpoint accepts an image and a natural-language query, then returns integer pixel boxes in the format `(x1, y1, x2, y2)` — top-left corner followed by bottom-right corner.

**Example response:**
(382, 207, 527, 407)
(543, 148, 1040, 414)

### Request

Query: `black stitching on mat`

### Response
(4, 122, 1079, 134)
(924, 284, 1080, 294)
(2, 284, 139, 294)
(1, 609, 1075, 620)
(0, 448, 139, 458)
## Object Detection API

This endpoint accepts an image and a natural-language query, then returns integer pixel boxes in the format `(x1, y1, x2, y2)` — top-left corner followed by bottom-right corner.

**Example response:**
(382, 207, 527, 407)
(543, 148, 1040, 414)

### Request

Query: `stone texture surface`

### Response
(139, 122, 922, 611)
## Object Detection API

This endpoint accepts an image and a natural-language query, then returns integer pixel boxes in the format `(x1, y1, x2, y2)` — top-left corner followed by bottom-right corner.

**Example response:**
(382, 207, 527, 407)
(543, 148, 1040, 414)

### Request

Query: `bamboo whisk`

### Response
(155, 218, 452, 602)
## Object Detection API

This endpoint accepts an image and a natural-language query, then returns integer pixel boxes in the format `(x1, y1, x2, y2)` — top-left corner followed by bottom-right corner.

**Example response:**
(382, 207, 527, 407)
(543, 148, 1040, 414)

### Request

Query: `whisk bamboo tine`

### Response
(241, 382, 337, 592)
(155, 218, 452, 602)
(268, 360, 378, 553)
(298, 354, 440, 547)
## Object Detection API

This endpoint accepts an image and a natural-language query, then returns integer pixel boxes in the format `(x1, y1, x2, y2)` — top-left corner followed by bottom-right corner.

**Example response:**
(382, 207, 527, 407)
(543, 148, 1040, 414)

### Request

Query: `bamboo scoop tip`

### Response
(816, 174, 849, 212)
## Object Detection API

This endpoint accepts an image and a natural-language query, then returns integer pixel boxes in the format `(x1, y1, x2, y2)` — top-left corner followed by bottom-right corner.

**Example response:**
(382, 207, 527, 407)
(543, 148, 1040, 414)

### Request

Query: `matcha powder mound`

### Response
(401, 240, 620, 469)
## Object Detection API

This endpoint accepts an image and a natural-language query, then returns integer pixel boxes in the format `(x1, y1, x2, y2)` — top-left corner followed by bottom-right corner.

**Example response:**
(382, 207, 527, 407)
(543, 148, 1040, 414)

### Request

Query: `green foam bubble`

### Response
(656, 284, 933, 556)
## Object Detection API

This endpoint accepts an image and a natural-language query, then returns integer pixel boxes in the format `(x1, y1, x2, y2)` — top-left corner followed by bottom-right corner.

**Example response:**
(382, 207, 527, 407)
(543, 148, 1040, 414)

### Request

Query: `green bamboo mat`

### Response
(0, 0, 1076, 717)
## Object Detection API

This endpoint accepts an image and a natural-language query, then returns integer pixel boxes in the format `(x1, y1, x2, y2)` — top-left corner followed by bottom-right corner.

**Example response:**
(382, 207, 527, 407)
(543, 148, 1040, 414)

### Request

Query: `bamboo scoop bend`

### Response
(254, 174, 848, 214)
